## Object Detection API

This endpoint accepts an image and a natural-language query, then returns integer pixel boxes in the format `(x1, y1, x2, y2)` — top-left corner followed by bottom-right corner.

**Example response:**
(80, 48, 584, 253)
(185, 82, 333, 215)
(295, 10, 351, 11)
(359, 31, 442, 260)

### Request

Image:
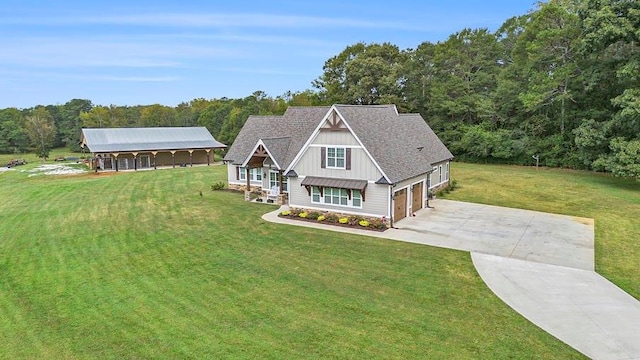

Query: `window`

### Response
(312, 186, 321, 202)
(311, 186, 361, 208)
(238, 167, 262, 181)
(252, 168, 262, 181)
(269, 170, 288, 192)
(445, 163, 449, 181)
(438, 165, 443, 183)
(352, 190, 362, 207)
(327, 147, 346, 169)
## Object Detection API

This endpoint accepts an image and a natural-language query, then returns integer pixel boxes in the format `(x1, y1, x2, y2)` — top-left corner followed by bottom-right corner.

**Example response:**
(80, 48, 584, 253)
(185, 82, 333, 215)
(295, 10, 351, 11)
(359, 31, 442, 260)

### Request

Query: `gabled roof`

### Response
(223, 106, 330, 168)
(82, 127, 226, 153)
(332, 105, 453, 183)
(225, 104, 453, 184)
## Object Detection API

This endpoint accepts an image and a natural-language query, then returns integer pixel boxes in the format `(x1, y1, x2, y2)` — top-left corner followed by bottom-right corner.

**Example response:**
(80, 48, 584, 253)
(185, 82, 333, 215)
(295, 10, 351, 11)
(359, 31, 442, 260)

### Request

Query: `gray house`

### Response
(224, 104, 453, 223)
(81, 127, 226, 171)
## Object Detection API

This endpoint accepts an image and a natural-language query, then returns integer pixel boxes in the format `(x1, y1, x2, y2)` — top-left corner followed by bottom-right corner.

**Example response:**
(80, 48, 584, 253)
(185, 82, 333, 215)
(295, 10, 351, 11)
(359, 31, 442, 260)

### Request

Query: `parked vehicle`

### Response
(6, 159, 27, 168)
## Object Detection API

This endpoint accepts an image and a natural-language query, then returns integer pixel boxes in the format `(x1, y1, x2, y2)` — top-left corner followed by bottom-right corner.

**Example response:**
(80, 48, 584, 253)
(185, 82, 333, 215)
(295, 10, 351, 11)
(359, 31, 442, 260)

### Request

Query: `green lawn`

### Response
(443, 162, 640, 300)
(0, 162, 585, 358)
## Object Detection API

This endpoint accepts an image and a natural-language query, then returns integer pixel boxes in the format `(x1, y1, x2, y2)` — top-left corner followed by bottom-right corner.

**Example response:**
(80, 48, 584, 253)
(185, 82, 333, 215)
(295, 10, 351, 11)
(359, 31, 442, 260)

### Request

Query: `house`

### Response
(223, 104, 453, 223)
(81, 127, 226, 171)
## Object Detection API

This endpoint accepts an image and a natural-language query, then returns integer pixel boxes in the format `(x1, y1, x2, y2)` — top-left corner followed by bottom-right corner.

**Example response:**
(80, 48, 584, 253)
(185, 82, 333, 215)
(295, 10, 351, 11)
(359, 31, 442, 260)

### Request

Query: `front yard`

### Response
(0, 164, 586, 358)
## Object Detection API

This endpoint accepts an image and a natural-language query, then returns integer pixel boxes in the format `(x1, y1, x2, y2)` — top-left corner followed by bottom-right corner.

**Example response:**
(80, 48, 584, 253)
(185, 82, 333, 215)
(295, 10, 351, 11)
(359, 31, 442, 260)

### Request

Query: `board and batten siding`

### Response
(294, 146, 383, 181)
(288, 177, 390, 218)
(313, 130, 360, 146)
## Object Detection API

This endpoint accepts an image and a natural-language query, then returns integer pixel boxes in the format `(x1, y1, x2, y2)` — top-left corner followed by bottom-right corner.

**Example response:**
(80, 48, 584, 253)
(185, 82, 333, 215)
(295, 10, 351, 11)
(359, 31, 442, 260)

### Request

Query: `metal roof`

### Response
(300, 176, 368, 191)
(81, 127, 226, 153)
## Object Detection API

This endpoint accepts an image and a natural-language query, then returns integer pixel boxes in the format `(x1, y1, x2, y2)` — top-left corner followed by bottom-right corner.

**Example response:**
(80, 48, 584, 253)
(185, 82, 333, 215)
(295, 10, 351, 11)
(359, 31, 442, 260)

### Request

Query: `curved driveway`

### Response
(264, 199, 640, 359)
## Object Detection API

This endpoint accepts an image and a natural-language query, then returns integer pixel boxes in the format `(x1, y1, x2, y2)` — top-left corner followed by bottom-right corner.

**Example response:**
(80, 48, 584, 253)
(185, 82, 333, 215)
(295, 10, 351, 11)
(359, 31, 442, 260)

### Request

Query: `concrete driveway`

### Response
(388, 200, 594, 270)
(263, 199, 640, 359)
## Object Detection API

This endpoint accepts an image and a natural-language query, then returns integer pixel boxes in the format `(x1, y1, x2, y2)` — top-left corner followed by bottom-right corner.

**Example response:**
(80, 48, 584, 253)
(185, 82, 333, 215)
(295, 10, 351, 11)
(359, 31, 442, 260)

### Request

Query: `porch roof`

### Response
(300, 176, 368, 191)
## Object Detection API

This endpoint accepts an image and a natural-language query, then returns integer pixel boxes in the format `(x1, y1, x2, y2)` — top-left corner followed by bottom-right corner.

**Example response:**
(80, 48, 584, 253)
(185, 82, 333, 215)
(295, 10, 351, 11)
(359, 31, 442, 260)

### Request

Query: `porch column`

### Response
(205, 149, 211, 166)
(278, 170, 283, 194)
(188, 150, 194, 167)
(246, 167, 251, 191)
(151, 151, 158, 170)
(132, 152, 138, 171)
(170, 151, 176, 168)
(112, 153, 119, 172)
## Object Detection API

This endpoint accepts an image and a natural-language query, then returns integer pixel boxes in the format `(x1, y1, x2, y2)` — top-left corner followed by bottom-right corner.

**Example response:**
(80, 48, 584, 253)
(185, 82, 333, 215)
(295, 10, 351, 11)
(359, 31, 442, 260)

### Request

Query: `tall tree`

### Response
(313, 42, 406, 106)
(0, 108, 28, 153)
(25, 107, 56, 160)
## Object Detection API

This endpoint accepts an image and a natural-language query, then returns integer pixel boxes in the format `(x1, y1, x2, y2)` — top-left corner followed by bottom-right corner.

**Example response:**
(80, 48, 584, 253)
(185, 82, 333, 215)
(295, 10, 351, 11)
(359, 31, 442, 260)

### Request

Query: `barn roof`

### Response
(81, 127, 226, 153)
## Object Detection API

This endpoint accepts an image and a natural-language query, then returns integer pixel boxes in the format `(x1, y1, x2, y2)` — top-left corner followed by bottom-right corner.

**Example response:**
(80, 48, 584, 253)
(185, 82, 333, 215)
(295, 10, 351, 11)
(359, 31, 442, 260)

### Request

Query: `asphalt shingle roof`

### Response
(224, 104, 453, 184)
(223, 106, 330, 168)
(82, 127, 225, 153)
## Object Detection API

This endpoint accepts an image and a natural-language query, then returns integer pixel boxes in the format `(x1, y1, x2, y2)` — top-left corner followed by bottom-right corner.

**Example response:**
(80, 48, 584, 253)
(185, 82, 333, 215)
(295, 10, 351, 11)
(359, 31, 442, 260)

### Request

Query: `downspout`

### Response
(389, 184, 395, 229)
(426, 174, 433, 208)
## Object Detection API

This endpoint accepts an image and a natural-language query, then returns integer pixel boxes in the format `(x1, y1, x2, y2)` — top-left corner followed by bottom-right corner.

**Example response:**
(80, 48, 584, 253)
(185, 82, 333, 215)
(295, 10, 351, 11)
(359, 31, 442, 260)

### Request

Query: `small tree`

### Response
(25, 107, 56, 160)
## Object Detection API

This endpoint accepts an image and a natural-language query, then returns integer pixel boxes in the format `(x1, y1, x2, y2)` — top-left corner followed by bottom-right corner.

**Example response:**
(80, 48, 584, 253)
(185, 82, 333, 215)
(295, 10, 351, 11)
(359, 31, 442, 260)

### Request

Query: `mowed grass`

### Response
(0, 163, 583, 359)
(443, 162, 640, 299)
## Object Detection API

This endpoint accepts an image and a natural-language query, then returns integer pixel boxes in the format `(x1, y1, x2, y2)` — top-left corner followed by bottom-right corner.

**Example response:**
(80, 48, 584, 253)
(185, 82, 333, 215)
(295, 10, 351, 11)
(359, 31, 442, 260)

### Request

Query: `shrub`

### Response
(210, 181, 226, 191)
(317, 215, 326, 222)
(326, 213, 339, 223)
(307, 211, 320, 220)
(359, 220, 369, 227)
(299, 212, 308, 218)
(280, 210, 291, 216)
(348, 216, 360, 226)
(449, 179, 458, 190)
(339, 217, 348, 224)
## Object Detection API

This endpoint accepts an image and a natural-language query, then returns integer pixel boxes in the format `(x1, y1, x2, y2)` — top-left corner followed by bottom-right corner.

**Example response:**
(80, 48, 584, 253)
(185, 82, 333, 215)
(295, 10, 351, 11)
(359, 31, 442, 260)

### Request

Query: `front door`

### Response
(394, 188, 407, 222)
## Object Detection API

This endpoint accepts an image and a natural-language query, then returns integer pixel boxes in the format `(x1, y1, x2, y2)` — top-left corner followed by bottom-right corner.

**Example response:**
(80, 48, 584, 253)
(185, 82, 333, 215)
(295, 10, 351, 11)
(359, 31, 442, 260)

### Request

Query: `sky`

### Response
(0, 1, 537, 109)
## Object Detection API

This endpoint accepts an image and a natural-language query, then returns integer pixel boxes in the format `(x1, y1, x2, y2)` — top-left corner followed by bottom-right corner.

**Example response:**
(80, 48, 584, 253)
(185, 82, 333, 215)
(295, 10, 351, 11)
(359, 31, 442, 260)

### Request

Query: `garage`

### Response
(412, 182, 423, 212)
(394, 188, 407, 222)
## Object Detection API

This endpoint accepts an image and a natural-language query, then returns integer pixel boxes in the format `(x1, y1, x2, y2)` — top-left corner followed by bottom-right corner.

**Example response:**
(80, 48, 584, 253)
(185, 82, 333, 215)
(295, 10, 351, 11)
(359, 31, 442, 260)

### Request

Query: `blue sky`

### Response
(0, 1, 536, 109)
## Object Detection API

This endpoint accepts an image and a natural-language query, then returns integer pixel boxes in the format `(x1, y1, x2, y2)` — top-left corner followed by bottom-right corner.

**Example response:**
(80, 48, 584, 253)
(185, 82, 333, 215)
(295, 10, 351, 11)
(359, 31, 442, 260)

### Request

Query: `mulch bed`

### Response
(278, 214, 388, 232)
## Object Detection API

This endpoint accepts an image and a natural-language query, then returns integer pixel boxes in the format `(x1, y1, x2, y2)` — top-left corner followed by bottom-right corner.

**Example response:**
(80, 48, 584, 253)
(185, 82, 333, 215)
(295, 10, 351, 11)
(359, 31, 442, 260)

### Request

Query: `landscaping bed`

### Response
(278, 208, 388, 232)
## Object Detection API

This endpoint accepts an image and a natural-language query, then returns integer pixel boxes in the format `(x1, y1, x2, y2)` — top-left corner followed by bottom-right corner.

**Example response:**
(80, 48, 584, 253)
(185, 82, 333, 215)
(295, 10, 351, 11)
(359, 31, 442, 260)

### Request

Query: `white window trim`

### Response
(269, 170, 288, 193)
(238, 167, 262, 182)
(311, 186, 362, 209)
(445, 163, 450, 181)
(326, 147, 346, 169)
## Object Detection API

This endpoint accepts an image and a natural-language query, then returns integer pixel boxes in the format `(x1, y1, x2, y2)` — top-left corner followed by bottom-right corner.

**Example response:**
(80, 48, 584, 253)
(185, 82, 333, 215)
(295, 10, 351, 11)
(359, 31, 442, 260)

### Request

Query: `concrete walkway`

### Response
(262, 200, 640, 360)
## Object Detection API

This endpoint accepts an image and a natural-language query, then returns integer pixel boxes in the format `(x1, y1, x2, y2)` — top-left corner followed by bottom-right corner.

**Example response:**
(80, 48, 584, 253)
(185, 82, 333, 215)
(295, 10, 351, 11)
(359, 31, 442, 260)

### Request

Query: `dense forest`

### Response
(1, 0, 638, 180)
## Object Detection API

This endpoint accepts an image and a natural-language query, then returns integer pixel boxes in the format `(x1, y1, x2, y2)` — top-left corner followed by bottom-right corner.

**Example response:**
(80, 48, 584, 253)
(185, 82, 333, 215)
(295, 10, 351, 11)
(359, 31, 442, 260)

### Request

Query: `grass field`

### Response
(0, 160, 585, 358)
(443, 162, 640, 300)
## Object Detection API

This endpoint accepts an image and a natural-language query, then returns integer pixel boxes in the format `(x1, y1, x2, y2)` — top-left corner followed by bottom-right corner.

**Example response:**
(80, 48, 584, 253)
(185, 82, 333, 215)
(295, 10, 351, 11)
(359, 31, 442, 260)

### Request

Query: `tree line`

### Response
(1, 0, 638, 180)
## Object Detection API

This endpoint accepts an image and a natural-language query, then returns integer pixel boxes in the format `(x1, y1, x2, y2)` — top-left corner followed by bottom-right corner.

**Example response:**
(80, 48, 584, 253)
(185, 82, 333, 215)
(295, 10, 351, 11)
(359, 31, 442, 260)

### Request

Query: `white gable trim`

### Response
(285, 105, 392, 184)
(240, 139, 283, 170)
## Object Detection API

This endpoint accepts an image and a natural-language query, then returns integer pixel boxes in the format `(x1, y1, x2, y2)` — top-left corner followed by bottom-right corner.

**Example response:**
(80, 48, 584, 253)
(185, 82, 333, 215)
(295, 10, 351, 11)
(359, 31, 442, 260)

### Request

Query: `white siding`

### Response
(393, 174, 429, 215)
(429, 160, 450, 189)
(227, 164, 264, 188)
(314, 130, 359, 146)
(289, 177, 390, 217)
(294, 146, 383, 181)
